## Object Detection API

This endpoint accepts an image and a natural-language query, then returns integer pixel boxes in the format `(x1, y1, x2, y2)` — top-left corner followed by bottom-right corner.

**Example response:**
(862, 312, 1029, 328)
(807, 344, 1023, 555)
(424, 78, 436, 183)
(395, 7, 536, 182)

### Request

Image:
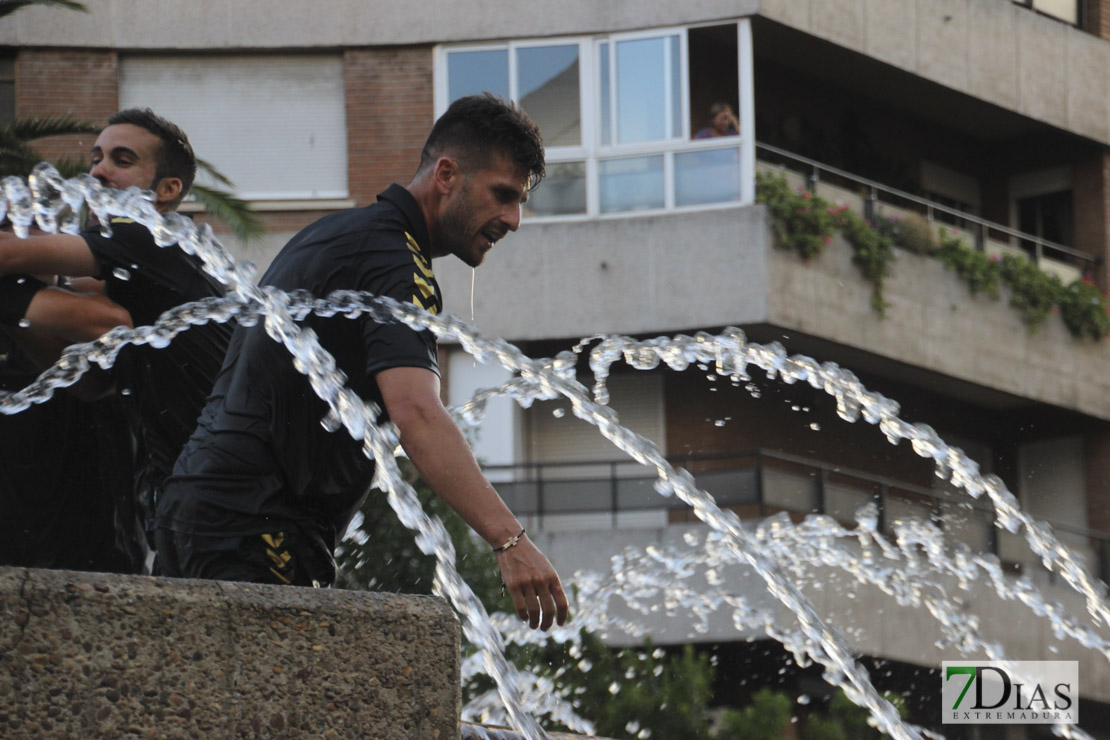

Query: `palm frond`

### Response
(0, 1, 87, 19)
(195, 157, 234, 188)
(0, 141, 49, 177)
(189, 184, 265, 243)
(51, 154, 88, 179)
(0, 115, 98, 144)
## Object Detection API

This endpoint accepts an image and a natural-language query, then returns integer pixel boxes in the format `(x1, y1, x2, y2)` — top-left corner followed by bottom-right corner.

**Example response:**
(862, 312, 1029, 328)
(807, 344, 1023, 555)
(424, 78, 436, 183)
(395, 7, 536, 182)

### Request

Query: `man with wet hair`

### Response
(157, 94, 569, 632)
(0, 108, 231, 569)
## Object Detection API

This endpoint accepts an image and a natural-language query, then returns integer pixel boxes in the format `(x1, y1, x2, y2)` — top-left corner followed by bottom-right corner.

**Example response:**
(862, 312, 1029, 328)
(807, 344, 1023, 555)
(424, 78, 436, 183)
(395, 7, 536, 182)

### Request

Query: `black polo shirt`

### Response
(82, 217, 232, 514)
(158, 185, 442, 548)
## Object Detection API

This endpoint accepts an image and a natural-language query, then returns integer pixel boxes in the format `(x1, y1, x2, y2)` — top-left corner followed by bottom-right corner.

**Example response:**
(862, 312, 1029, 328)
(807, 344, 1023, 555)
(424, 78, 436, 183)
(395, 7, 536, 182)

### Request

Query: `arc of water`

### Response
(11, 168, 917, 738)
(578, 333, 1110, 638)
(12, 165, 552, 740)
(11, 166, 1103, 739)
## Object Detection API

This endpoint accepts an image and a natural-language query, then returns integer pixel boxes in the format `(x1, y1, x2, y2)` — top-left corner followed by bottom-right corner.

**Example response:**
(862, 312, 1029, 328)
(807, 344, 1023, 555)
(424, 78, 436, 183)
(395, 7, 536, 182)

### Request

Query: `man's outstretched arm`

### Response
(377, 365, 569, 631)
(0, 231, 101, 279)
(22, 285, 133, 343)
(2, 284, 132, 399)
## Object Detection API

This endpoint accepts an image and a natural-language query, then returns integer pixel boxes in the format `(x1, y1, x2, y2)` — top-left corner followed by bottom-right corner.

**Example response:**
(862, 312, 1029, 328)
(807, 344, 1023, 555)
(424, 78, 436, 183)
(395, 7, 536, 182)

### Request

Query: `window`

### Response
(120, 54, 348, 202)
(1012, 0, 1080, 26)
(436, 20, 754, 220)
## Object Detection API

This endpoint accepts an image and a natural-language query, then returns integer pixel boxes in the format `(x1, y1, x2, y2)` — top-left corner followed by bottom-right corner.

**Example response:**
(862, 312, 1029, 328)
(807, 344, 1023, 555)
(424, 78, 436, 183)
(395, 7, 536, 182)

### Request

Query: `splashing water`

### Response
(6, 164, 1107, 739)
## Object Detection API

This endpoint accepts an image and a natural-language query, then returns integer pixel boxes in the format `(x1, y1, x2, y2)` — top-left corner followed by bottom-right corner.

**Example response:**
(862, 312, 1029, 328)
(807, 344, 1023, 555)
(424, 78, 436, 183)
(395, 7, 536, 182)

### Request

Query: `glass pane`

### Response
(447, 49, 508, 103)
(599, 42, 611, 146)
(675, 147, 740, 206)
(524, 161, 586, 217)
(600, 156, 664, 213)
(517, 45, 580, 147)
(670, 35, 682, 139)
(1032, 0, 1079, 24)
(615, 37, 667, 143)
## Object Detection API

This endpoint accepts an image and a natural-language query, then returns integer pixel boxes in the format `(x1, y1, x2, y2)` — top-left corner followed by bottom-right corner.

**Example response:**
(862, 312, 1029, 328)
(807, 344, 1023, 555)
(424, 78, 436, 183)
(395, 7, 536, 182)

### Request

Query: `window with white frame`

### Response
(1011, 0, 1080, 25)
(120, 54, 348, 202)
(436, 21, 754, 220)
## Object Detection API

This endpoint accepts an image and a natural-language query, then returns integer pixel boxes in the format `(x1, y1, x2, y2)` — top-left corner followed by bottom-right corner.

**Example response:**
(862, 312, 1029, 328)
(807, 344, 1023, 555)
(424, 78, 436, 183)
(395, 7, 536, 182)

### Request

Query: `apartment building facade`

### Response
(7, 0, 1110, 734)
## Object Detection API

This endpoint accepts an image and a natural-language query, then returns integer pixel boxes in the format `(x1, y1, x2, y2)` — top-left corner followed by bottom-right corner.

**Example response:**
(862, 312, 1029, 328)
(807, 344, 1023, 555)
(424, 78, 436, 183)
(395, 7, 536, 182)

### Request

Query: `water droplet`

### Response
(120, 388, 132, 396)
(608, 681, 620, 695)
(714, 419, 726, 427)
(552, 408, 565, 418)
(15, 277, 25, 285)
(809, 422, 821, 431)
(797, 694, 811, 705)
(17, 318, 30, 329)
(112, 267, 131, 281)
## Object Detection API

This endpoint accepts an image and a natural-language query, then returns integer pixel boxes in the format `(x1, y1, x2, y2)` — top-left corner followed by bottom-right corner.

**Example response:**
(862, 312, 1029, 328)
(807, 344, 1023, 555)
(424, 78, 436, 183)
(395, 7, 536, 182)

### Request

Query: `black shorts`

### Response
(154, 526, 336, 588)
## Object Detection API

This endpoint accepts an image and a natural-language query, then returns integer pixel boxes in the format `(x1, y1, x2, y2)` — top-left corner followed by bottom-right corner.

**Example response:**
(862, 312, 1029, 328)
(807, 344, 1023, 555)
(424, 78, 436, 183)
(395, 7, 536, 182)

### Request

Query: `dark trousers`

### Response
(154, 526, 336, 588)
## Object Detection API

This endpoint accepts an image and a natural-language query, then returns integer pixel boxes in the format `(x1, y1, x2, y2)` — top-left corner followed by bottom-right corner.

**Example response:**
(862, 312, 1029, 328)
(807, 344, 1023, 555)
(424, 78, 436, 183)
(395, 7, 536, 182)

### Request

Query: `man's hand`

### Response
(496, 536, 569, 631)
(378, 365, 572, 632)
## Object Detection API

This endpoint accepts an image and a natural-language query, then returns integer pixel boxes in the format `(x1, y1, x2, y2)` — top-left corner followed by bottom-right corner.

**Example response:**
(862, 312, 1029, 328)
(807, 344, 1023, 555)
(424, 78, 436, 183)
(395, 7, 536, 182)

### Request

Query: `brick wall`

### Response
(345, 46, 434, 207)
(1073, 152, 1110, 286)
(15, 49, 118, 165)
(1086, 0, 1110, 38)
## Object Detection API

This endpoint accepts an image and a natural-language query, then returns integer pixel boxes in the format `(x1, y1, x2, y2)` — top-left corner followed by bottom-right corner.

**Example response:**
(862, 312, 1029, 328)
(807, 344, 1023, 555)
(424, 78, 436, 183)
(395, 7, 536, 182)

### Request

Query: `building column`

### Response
(1072, 151, 1110, 287)
(1085, 432, 1110, 534)
(1086, 0, 1110, 39)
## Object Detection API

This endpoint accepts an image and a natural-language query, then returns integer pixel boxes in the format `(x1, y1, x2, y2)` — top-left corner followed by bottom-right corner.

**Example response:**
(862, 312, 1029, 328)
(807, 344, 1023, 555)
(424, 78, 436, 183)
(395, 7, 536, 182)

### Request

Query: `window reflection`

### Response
(525, 161, 587, 217)
(518, 45, 581, 148)
(600, 156, 664, 213)
(447, 49, 508, 102)
(599, 42, 611, 146)
(615, 37, 668, 143)
(676, 148, 740, 206)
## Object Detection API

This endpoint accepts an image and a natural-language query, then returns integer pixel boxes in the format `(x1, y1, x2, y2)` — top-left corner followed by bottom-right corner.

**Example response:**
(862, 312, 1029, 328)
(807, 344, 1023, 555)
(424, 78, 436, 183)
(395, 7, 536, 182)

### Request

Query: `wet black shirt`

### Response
(158, 185, 442, 547)
(0, 334, 142, 573)
(82, 217, 232, 513)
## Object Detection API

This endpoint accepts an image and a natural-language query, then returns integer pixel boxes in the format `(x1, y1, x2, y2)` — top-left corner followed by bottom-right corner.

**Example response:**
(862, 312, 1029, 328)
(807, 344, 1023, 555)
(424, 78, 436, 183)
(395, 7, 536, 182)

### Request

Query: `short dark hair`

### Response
(418, 93, 545, 190)
(107, 108, 197, 207)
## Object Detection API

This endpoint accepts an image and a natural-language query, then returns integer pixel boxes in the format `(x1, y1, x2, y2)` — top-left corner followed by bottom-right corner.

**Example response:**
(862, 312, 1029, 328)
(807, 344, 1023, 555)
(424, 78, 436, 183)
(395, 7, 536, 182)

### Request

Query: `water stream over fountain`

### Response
(5, 164, 1107, 739)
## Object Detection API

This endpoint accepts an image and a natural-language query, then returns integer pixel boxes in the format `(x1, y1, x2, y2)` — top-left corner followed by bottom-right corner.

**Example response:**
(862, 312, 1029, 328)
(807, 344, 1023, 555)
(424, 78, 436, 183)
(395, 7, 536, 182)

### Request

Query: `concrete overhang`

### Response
(435, 204, 1110, 423)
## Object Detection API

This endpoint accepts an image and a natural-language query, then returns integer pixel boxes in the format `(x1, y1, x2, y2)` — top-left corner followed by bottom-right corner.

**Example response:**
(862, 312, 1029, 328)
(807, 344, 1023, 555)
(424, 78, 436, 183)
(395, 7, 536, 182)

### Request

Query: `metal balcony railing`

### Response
(488, 449, 1110, 582)
(755, 142, 1097, 284)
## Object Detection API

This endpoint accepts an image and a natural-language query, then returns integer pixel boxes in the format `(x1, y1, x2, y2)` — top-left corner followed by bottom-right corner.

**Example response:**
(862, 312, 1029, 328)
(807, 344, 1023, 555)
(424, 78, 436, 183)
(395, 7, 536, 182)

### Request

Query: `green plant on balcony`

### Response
(875, 211, 937, 255)
(935, 231, 1001, 299)
(1059, 278, 1110, 340)
(839, 209, 894, 315)
(755, 170, 837, 260)
(935, 230, 1110, 339)
(997, 253, 1063, 329)
(756, 171, 894, 315)
(757, 172, 1110, 340)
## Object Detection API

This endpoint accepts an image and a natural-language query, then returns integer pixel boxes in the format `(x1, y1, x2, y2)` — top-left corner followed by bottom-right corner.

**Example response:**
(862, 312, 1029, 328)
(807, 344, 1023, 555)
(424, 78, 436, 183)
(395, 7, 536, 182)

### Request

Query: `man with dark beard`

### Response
(156, 94, 568, 633)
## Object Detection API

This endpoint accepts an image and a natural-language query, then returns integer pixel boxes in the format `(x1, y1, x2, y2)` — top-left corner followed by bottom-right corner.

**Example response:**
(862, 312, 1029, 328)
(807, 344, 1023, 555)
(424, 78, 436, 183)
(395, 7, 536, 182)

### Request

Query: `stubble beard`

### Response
(438, 187, 485, 268)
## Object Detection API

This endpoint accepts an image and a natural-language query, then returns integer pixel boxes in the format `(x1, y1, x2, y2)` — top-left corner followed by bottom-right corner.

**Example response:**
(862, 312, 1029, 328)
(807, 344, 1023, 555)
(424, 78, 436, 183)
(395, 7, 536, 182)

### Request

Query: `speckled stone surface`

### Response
(0, 566, 459, 739)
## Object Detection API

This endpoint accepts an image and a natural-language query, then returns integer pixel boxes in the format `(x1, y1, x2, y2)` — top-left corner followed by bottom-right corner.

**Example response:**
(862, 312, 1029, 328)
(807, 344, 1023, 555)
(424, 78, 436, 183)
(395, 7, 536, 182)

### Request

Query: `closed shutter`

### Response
(529, 371, 665, 466)
(120, 54, 348, 201)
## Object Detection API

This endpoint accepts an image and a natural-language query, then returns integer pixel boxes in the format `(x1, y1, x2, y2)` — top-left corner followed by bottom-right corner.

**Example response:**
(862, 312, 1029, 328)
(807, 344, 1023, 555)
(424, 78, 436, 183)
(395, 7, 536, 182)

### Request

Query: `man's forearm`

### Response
(395, 400, 522, 547)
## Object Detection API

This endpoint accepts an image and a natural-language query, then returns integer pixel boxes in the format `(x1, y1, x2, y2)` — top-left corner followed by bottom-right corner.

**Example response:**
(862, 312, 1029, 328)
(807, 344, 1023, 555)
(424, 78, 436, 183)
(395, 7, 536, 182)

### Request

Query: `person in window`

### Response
(0, 108, 232, 571)
(694, 102, 740, 139)
(154, 94, 568, 633)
